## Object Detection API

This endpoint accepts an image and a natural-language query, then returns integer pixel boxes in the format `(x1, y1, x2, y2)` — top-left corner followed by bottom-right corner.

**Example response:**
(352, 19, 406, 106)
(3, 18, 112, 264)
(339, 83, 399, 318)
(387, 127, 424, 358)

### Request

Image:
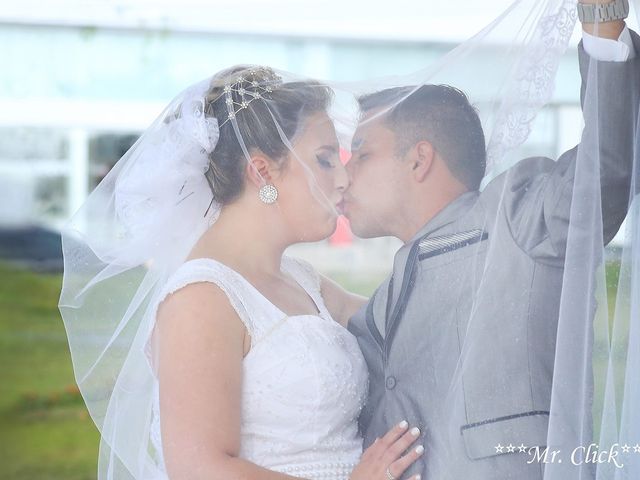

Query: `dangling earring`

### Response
(258, 184, 278, 204)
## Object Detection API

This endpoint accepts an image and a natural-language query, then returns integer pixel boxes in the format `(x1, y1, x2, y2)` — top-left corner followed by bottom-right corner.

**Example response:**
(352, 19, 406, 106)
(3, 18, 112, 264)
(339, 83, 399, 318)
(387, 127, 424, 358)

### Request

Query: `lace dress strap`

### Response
(160, 259, 255, 329)
(143, 258, 281, 374)
(144, 256, 331, 374)
(281, 256, 330, 318)
(282, 256, 321, 291)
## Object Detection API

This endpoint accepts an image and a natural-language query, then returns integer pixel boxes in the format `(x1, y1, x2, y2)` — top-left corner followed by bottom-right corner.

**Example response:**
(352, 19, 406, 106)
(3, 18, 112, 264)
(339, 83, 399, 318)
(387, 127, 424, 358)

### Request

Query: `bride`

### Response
(147, 66, 424, 480)
(60, 64, 423, 480)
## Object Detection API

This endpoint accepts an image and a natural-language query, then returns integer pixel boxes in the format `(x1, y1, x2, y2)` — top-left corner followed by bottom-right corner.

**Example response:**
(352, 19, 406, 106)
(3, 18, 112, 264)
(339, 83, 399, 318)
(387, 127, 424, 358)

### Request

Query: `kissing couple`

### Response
(59, 4, 640, 479)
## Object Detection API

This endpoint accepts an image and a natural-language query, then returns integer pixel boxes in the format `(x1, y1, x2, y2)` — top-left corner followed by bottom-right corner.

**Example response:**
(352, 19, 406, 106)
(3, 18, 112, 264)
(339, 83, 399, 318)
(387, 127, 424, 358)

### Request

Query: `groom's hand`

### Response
(579, 0, 626, 39)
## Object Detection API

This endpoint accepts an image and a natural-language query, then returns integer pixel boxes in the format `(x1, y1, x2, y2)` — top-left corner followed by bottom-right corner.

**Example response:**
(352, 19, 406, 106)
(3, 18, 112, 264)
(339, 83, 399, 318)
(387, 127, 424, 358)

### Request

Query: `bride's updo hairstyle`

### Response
(202, 65, 333, 205)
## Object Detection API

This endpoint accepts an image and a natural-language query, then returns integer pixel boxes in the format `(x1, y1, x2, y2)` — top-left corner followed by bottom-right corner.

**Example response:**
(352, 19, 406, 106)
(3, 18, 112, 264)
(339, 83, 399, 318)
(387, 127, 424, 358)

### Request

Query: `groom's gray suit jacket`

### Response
(348, 32, 640, 480)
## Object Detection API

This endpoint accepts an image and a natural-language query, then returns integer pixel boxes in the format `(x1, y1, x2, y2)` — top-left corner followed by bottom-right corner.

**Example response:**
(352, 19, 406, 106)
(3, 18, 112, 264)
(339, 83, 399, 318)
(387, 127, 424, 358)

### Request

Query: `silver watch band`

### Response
(577, 0, 630, 23)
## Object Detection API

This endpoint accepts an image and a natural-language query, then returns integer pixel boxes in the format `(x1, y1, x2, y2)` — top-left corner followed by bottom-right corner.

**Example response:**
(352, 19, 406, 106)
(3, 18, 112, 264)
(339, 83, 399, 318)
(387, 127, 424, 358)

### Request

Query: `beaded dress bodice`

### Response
(144, 255, 369, 480)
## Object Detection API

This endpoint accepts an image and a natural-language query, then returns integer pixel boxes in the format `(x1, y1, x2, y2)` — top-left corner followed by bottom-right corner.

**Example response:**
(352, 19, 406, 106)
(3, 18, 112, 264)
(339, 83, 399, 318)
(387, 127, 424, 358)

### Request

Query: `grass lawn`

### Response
(0, 263, 99, 480)
(0, 260, 628, 479)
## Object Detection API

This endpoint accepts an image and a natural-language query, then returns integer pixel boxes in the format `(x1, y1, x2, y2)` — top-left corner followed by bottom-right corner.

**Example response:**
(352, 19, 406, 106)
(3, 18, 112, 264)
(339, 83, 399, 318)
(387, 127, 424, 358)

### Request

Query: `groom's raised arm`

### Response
(546, 23, 638, 247)
(575, 24, 639, 245)
(501, 15, 639, 259)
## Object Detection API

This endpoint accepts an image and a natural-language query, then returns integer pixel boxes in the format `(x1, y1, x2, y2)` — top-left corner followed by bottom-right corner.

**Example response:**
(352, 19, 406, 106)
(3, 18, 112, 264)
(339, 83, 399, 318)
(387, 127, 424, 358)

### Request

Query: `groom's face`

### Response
(343, 114, 409, 238)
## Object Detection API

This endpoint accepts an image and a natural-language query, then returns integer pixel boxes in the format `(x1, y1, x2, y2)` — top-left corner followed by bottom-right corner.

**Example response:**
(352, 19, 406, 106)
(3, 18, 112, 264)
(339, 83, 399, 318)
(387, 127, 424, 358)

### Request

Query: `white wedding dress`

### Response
(143, 255, 369, 480)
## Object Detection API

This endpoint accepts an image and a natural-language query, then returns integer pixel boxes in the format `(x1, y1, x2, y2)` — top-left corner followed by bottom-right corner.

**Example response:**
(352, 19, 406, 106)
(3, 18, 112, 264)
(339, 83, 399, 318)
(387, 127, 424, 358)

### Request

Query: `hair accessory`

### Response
(219, 67, 282, 127)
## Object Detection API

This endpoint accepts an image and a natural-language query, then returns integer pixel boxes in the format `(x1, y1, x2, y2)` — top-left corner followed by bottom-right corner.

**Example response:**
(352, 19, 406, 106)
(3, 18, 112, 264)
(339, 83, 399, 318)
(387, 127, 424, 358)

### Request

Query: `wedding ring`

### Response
(386, 467, 396, 480)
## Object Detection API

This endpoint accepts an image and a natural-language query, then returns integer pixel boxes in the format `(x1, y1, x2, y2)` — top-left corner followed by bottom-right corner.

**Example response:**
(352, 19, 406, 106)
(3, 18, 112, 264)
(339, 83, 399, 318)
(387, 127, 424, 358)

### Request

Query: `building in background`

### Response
(1, 0, 621, 274)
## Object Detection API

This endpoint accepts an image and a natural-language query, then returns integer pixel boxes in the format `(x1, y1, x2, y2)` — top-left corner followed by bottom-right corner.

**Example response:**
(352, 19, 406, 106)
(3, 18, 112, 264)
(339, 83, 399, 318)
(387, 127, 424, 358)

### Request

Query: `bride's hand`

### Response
(350, 420, 424, 480)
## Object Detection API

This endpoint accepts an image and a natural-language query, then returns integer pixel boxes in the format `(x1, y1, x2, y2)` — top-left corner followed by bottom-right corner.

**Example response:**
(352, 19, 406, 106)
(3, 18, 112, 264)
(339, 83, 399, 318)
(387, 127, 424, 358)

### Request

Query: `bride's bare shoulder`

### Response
(156, 280, 245, 339)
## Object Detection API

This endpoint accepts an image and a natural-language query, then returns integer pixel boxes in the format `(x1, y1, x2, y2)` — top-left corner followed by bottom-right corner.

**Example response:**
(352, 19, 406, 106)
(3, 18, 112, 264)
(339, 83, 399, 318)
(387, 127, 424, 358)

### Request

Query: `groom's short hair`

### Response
(358, 85, 486, 191)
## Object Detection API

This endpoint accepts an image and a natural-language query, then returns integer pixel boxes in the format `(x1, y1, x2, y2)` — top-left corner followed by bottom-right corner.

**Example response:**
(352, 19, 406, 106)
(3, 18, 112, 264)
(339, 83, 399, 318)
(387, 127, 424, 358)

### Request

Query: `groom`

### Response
(344, 4, 640, 480)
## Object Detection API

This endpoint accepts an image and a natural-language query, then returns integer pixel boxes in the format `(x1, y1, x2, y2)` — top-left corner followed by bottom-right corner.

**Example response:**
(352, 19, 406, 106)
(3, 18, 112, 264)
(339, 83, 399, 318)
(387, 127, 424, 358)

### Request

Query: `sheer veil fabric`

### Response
(58, 0, 640, 478)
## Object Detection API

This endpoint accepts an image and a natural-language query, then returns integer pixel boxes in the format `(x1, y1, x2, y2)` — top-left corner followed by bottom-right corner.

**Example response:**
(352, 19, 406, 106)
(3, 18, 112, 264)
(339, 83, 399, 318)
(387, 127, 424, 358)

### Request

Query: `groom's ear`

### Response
(246, 155, 275, 187)
(411, 140, 435, 182)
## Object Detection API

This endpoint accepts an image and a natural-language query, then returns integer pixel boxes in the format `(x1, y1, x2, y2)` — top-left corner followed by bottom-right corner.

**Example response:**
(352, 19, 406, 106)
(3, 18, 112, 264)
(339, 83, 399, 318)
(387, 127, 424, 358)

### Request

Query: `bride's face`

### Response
(274, 111, 348, 242)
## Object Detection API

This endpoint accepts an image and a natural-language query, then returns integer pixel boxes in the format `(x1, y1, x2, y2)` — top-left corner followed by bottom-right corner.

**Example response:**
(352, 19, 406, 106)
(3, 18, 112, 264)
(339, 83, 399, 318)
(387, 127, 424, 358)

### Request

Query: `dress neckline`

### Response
(184, 256, 327, 320)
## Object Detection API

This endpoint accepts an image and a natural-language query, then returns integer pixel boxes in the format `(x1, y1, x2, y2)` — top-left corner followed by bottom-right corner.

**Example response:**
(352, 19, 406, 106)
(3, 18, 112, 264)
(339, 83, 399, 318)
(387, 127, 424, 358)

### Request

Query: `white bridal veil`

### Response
(59, 0, 640, 478)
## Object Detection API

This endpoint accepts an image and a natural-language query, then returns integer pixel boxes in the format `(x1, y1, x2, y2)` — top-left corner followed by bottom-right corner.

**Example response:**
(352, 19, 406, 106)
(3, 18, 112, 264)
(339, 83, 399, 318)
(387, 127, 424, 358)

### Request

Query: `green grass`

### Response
(592, 259, 632, 442)
(0, 262, 100, 480)
(0, 260, 630, 478)
(326, 269, 387, 297)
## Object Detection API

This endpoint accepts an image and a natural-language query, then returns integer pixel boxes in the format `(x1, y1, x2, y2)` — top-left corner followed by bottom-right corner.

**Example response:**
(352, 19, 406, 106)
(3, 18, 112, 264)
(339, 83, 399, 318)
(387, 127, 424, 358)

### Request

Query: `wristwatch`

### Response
(577, 0, 630, 23)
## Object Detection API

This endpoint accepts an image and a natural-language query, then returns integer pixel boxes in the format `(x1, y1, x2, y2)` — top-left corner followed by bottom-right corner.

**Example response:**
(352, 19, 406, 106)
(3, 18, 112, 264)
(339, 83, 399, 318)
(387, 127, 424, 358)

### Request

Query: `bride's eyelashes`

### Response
(316, 152, 337, 169)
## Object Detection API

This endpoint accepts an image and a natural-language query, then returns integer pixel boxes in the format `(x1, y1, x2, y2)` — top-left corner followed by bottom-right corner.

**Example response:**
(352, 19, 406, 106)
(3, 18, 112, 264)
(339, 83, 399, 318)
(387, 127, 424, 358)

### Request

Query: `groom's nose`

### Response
(338, 149, 353, 192)
(335, 161, 350, 193)
(344, 158, 357, 186)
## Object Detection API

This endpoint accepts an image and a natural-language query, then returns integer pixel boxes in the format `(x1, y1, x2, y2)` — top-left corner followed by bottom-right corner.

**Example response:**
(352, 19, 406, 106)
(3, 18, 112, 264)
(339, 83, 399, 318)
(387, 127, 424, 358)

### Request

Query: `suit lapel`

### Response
(385, 243, 420, 356)
(388, 241, 412, 316)
(365, 281, 388, 351)
(383, 191, 481, 353)
(373, 276, 391, 339)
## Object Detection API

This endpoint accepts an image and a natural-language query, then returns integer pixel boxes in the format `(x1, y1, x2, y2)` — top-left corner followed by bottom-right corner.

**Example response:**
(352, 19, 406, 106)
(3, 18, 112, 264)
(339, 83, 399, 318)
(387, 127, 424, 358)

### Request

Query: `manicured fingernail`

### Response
(415, 445, 424, 455)
(415, 475, 422, 480)
(410, 427, 420, 436)
(398, 420, 408, 429)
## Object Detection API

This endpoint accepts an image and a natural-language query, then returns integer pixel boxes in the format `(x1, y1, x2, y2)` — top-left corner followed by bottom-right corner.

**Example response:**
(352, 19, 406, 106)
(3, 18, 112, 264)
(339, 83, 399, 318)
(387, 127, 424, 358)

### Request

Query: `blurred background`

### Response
(0, 0, 628, 478)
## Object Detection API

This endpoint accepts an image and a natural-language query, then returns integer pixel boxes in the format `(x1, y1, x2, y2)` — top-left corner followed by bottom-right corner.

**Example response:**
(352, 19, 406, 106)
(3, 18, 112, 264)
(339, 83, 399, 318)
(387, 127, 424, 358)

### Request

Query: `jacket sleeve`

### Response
(497, 29, 640, 261)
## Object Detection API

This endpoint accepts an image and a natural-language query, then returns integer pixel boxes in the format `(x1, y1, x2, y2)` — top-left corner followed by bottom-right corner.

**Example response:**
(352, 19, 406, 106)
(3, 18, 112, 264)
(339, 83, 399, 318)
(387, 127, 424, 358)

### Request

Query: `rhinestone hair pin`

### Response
(219, 67, 282, 127)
